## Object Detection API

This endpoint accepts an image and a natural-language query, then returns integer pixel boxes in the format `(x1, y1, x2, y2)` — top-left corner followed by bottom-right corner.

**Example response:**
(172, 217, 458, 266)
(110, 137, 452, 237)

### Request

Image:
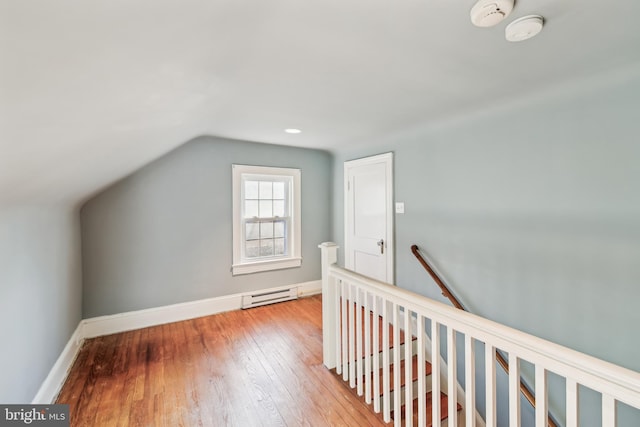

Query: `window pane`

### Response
(259, 181, 273, 199)
(233, 166, 300, 274)
(260, 240, 274, 257)
(259, 200, 273, 217)
(245, 200, 258, 218)
(245, 223, 259, 240)
(274, 221, 285, 238)
(245, 240, 260, 258)
(245, 180, 259, 199)
(273, 182, 285, 199)
(273, 200, 285, 217)
(260, 222, 274, 238)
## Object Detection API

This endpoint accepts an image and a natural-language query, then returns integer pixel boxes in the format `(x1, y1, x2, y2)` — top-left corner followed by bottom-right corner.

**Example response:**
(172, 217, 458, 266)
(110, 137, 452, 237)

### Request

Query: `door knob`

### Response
(377, 239, 384, 254)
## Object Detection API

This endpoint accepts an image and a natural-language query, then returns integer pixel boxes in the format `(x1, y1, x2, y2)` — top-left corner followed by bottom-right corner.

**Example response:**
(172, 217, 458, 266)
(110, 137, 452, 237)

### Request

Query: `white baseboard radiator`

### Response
(241, 287, 298, 309)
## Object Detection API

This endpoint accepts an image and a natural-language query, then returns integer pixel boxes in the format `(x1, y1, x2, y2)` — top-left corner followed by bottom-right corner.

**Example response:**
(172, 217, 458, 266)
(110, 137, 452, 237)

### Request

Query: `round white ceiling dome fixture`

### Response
(505, 15, 544, 42)
(470, 0, 515, 28)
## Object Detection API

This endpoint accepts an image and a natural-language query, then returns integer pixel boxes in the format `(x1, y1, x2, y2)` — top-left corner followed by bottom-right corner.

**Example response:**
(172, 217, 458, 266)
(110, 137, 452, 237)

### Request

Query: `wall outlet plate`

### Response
(395, 202, 405, 214)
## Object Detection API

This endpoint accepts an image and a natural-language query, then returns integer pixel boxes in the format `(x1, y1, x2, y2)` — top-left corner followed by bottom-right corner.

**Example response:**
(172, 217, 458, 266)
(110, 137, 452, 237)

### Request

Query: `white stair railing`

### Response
(319, 242, 640, 427)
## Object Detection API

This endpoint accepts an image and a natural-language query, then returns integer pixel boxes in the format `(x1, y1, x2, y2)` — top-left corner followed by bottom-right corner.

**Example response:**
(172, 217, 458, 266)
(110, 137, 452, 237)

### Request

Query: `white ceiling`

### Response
(2, 0, 640, 204)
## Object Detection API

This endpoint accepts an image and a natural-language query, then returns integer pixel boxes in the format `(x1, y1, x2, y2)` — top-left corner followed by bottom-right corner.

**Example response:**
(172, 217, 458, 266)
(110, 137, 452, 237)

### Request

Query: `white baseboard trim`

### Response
(81, 293, 241, 339)
(35, 280, 322, 403)
(82, 280, 321, 339)
(295, 280, 323, 297)
(32, 323, 84, 404)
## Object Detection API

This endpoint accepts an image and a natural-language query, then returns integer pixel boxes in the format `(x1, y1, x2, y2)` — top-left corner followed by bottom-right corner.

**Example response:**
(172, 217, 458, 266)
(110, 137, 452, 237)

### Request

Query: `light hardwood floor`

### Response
(57, 295, 388, 426)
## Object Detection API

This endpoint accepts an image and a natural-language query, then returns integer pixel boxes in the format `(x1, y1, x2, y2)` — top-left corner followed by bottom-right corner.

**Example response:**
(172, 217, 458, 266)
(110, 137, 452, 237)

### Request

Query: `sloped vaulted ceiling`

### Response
(1, 0, 640, 204)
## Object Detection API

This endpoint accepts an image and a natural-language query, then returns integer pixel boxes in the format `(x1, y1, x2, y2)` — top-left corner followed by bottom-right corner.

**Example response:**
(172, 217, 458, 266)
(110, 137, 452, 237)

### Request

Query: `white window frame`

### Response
(232, 164, 302, 275)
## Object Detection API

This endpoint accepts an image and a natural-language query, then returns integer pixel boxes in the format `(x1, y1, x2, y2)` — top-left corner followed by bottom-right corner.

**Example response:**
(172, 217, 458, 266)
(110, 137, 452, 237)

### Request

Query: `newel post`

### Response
(318, 242, 339, 369)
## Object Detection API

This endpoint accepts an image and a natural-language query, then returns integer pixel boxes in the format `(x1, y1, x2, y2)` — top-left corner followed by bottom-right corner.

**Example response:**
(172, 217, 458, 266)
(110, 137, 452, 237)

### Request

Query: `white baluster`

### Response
(465, 335, 476, 427)
(566, 379, 578, 427)
(432, 321, 441, 427)
(417, 315, 426, 427)
(348, 283, 356, 388)
(332, 278, 342, 375)
(341, 280, 348, 381)
(509, 352, 521, 427)
(602, 394, 616, 427)
(356, 287, 363, 396)
(373, 295, 381, 413)
(534, 365, 547, 427)
(382, 298, 391, 422)
(485, 344, 496, 427)
(393, 303, 401, 427)
(364, 290, 372, 404)
(405, 308, 413, 424)
(334, 277, 342, 375)
(447, 327, 458, 427)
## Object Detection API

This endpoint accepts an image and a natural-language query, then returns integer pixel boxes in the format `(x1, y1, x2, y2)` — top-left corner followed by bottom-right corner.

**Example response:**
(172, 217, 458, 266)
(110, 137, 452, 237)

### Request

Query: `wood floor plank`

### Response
(244, 300, 388, 426)
(202, 312, 255, 426)
(217, 310, 281, 426)
(242, 305, 341, 426)
(115, 329, 141, 426)
(225, 312, 301, 425)
(216, 310, 281, 426)
(56, 295, 388, 426)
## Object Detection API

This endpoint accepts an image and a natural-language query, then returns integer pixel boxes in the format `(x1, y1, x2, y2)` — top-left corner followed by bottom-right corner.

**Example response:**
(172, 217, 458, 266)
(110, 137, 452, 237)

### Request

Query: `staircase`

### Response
(319, 242, 640, 427)
(334, 305, 462, 426)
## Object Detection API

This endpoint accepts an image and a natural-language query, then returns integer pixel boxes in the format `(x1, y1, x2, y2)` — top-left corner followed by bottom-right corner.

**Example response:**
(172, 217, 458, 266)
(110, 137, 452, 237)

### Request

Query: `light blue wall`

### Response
(331, 68, 640, 425)
(81, 136, 332, 318)
(0, 206, 82, 403)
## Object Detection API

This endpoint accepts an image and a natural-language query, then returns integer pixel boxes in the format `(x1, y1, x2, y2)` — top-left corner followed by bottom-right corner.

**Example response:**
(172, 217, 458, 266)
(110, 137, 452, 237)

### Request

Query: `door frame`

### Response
(344, 152, 394, 284)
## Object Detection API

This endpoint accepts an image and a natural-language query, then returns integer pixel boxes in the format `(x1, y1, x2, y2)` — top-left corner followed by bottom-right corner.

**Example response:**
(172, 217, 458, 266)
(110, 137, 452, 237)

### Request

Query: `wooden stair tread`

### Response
(371, 354, 432, 393)
(393, 392, 462, 426)
(371, 313, 417, 354)
(337, 301, 463, 426)
(341, 304, 417, 357)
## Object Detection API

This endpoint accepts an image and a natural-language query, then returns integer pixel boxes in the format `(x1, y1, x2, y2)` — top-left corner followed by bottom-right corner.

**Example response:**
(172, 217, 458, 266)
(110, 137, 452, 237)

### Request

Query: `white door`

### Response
(344, 153, 394, 284)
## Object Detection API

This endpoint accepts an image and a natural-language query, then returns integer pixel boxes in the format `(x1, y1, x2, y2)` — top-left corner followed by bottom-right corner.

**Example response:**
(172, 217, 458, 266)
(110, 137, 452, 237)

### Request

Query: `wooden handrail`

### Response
(411, 245, 465, 311)
(411, 244, 559, 427)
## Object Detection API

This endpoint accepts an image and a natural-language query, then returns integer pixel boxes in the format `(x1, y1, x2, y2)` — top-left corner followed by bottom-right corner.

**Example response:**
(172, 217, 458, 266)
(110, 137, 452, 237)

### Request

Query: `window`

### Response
(232, 165, 301, 275)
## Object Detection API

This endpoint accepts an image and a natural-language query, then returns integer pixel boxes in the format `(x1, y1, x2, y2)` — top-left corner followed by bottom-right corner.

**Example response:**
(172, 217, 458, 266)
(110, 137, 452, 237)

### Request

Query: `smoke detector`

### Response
(470, 0, 514, 27)
(505, 15, 544, 42)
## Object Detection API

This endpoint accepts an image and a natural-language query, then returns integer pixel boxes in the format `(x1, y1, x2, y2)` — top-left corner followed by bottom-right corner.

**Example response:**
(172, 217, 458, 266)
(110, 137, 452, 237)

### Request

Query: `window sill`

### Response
(232, 257, 302, 276)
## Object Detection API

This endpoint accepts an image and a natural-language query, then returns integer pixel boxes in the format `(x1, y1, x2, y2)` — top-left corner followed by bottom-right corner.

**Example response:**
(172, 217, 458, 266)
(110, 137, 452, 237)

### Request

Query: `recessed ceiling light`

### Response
(505, 15, 544, 42)
(285, 128, 301, 134)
